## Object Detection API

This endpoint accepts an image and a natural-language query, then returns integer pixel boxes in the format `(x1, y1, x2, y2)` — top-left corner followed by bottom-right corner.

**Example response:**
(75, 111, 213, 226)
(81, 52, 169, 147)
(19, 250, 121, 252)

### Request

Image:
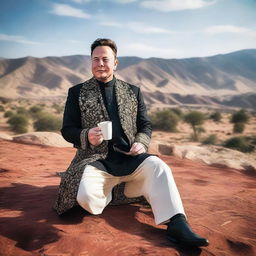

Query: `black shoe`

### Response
(167, 215, 209, 247)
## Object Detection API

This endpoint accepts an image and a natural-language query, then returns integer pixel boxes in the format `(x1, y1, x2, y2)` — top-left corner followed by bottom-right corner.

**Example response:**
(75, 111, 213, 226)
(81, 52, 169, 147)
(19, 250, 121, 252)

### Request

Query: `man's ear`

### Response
(114, 58, 118, 70)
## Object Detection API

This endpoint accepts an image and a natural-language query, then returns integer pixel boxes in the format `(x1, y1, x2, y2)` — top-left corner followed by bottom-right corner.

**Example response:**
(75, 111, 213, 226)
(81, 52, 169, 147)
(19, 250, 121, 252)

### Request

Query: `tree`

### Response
(184, 111, 205, 141)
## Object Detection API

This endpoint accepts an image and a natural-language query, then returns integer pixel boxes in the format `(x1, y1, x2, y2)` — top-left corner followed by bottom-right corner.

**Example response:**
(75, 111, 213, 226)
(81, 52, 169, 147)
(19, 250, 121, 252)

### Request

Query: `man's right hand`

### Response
(88, 127, 103, 146)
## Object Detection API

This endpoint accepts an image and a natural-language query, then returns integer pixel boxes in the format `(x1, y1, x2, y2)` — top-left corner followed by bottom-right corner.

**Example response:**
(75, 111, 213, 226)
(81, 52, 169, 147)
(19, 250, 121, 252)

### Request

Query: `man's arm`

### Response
(134, 88, 152, 151)
(61, 86, 90, 149)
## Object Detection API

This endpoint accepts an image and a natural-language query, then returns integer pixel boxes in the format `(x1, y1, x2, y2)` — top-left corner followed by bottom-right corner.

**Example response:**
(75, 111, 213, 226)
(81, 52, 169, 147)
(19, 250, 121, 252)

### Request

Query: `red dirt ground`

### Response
(0, 139, 255, 256)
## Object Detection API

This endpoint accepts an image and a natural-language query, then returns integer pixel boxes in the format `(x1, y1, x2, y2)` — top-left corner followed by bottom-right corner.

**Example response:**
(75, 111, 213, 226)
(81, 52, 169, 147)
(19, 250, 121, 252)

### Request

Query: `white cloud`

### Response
(205, 25, 256, 37)
(127, 22, 172, 33)
(120, 43, 180, 58)
(51, 3, 91, 19)
(99, 21, 122, 28)
(141, 0, 216, 12)
(100, 21, 173, 34)
(0, 34, 40, 45)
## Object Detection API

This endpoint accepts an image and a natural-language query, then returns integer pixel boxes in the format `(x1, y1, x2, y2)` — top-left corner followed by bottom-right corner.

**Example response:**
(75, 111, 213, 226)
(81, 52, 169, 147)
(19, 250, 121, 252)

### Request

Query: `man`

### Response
(54, 38, 209, 247)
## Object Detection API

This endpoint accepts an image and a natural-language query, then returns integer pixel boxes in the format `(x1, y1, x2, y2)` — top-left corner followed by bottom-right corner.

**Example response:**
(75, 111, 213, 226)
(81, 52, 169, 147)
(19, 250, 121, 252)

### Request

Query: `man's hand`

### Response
(124, 142, 146, 156)
(88, 127, 103, 146)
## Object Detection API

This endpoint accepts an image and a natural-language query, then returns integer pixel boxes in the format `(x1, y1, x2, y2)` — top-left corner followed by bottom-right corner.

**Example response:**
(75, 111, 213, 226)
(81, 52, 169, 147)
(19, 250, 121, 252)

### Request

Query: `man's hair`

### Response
(91, 38, 117, 58)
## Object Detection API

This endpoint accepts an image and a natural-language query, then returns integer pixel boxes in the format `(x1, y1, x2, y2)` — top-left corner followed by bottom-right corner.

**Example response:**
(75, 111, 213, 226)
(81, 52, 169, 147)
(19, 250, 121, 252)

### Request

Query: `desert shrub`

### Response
(0, 105, 5, 112)
(7, 114, 29, 133)
(223, 136, 254, 153)
(33, 113, 61, 131)
(184, 111, 205, 141)
(210, 111, 221, 122)
(170, 108, 183, 117)
(52, 103, 64, 114)
(231, 109, 249, 134)
(202, 134, 217, 145)
(150, 109, 180, 132)
(231, 109, 249, 124)
(29, 105, 44, 119)
(0, 97, 11, 104)
(16, 107, 30, 118)
(4, 110, 14, 118)
(233, 122, 245, 133)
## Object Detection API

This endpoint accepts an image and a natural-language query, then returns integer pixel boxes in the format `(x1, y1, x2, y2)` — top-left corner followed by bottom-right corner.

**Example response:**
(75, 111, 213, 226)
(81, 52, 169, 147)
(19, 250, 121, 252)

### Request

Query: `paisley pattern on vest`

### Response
(54, 77, 140, 215)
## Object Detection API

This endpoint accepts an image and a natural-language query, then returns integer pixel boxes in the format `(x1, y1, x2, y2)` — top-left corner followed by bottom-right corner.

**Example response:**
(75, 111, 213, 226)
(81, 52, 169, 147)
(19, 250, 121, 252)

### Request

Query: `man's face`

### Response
(91, 46, 118, 83)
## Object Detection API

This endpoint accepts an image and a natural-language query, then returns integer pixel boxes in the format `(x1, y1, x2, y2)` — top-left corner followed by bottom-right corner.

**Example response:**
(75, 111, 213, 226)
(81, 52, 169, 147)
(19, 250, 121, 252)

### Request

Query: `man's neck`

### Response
(96, 76, 116, 87)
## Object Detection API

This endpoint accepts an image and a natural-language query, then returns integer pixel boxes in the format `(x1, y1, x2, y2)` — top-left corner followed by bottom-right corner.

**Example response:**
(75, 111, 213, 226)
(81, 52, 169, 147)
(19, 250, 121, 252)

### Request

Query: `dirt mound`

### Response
(149, 141, 256, 173)
(12, 132, 72, 147)
(0, 140, 255, 256)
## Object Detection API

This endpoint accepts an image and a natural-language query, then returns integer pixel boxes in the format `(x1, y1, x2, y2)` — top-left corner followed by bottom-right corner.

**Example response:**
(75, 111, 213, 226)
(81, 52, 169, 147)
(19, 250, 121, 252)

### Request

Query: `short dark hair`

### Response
(91, 38, 117, 58)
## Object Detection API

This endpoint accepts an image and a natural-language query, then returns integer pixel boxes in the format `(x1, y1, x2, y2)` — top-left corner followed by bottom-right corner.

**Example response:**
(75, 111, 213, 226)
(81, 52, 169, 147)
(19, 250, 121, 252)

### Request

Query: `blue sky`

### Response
(0, 0, 255, 59)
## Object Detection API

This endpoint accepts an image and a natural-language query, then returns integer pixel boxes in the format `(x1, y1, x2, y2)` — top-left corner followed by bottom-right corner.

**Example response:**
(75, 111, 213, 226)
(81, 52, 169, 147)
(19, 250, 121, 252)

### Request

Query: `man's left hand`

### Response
(124, 142, 146, 156)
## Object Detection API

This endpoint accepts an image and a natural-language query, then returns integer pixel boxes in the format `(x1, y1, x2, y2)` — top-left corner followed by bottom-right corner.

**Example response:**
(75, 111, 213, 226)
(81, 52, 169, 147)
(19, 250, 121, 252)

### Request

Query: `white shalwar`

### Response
(77, 155, 185, 225)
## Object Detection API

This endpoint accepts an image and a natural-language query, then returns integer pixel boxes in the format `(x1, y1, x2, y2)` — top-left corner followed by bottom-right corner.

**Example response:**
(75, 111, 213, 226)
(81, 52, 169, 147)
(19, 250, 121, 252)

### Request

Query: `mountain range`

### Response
(0, 49, 256, 109)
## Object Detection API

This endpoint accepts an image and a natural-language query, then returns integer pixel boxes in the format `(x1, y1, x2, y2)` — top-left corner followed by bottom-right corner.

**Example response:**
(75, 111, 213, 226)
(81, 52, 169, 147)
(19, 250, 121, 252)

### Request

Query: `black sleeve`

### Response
(61, 86, 83, 146)
(136, 88, 152, 138)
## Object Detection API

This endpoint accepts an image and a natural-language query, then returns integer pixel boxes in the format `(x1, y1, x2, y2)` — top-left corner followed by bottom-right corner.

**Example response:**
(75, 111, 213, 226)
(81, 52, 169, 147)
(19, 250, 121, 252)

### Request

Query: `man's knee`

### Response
(76, 184, 104, 215)
(144, 156, 171, 173)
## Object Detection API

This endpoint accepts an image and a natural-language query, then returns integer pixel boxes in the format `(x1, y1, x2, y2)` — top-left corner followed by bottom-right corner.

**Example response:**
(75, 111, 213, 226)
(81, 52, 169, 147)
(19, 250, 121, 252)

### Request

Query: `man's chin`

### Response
(95, 75, 112, 82)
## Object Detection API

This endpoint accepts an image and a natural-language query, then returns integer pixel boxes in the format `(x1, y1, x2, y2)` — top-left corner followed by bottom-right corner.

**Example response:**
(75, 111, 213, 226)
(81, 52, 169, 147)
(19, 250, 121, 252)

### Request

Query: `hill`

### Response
(0, 49, 256, 109)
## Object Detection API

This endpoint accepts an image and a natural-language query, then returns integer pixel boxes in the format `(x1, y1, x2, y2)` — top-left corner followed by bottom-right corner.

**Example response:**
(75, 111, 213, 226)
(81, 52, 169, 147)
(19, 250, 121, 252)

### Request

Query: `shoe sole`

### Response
(167, 236, 209, 247)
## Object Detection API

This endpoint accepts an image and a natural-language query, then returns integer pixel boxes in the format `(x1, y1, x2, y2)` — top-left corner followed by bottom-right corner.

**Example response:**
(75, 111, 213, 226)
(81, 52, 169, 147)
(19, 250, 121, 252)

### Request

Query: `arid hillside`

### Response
(0, 49, 256, 109)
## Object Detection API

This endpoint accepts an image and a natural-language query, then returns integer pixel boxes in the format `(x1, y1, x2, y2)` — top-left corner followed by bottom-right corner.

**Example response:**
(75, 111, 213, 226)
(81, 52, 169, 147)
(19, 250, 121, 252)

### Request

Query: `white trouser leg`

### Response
(124, 156, 185, 225)
(77, 165, 120, 215)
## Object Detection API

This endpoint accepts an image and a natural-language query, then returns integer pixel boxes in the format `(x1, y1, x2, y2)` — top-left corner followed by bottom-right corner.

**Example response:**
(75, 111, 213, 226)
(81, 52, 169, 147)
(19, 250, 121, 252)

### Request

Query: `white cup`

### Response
(97, 121, 112, 140)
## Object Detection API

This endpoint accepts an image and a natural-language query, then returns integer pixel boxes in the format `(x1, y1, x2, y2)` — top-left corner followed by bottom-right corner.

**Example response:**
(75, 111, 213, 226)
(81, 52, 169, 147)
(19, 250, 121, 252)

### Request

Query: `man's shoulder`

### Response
(68, 77, 94, 93)
(116, 78, 140, 94)
(69, 82, 83, 92)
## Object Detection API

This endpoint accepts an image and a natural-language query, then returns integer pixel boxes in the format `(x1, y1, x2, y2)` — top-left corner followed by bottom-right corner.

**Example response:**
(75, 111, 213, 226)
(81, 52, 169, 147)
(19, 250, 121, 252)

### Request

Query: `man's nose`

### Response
(98, 59, 104, 66)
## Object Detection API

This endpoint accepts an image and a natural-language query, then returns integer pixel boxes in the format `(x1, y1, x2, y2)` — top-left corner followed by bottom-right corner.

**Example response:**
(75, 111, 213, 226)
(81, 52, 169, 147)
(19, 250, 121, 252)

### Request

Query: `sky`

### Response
(0, 0, 256, 59)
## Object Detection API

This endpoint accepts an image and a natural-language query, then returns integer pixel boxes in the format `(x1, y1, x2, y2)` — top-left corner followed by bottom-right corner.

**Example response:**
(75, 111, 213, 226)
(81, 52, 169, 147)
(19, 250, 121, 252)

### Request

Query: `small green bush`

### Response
(233, 122, 245, 133)
(29, 105, 44, 119)
(16, 107, 28, 115)
(202, 134, 217, 145)
(52, 103, 64, 114)
(170, 108, 183, 117)
(16, 107, 30, 119)
(231, 109, 249, 124)
(0, 97, 11, 104)
(210, 111, 221, 122)
(223, 136, 254, 153)
(150, 109, 180, 132)
(33, 113, 61, 131)
(4, 110, 14, 118)
(7, 114, 29, 133)
(0, 105, 5, 112)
